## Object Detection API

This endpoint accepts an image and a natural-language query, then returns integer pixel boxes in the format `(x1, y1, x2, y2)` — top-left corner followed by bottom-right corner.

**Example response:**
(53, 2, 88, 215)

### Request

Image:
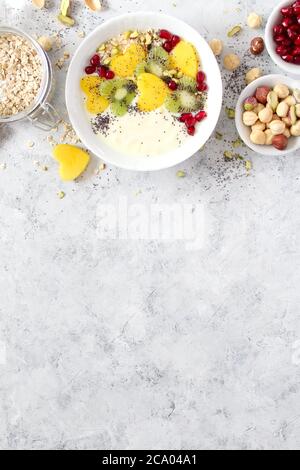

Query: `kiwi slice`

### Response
(99, 79, 137, 116)
(165, 90, 201, 113)
(147, 61, 164, 78)
(135, 60, 164, 78)
(148, 46, 169, 64)
(178, 76, 197, 93)
(135, 62, 147, 77)
(111, 101, 128, 117)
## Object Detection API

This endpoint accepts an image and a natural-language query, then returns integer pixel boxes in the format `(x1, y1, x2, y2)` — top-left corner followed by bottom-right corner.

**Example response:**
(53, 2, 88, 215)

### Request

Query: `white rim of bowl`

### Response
(265, 0, 300, 76)
(235, 74, 300, 156)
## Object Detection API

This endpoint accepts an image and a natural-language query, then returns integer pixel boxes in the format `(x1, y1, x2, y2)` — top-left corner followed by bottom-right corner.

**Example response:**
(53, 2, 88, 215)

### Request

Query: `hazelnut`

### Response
(290, 121, 300, 136)
(243, 111, 258, 127)
(273, 84, 290, 100)
(267, 115, 281, 128)
(252, 121, 266, 132)
(247, 12, 263, 29)
(282, 117, 292, 127)
(244, 96, 258, 111)
(223, 53, 241, 71)
(250, 37, 265, 55)
(276, 101, 289, 118)
(255, 86, 271, 104)
(269, 120, 286, 135)
(245, 67, 261, 84)
(283, 95, 296, 106)
(265, 129, 273, 145)
(284, 128, 291, 139)
(272, 134, 288, 151)
(254, 103, 265, 114)
(258, 107, 273, 124)
(250, 130, 266, 145)
(209, 39, 223, 56)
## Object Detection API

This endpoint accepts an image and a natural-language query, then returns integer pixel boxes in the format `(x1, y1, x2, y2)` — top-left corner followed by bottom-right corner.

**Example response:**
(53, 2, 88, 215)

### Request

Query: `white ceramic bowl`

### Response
(66, 12, 223, 171)
(265, 0, 300, 76)
(235, 74, 300, 156)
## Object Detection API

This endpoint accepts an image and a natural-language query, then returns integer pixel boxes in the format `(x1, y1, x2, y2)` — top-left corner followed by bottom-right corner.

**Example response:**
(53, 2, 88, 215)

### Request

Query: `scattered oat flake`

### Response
(0, 163, 7, 170)
(27, 140, 35, 148)
(176, 170, 186, 178)
(57, 191, 66, 199)
(78, 31, 85, 38)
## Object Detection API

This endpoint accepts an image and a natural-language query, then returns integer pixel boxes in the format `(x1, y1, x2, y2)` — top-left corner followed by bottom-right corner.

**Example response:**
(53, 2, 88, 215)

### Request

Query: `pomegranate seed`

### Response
(274, 34, 288, 43)
(297, 15, 300, 24)
(171, 35, 181, 47)
(159, 29, 173, 40)
(293, 46, 300, 55)
(168, 80, 178, 91)
(281, 6, 294, 17)
(287, 28, 298, 40)
(196, 71, 206, 83)
(195, 111, 207, 122)
(90, 54, 101, 66)
(276, 45, 290, 55)
(98, 65, 108, 77)
(273, 24, 285, 36)
(294, 6, 300, 15)
(282, 38, 293, 46)
(179, 113, 193, 123)
(85, 65, 96, 74)
(293, 1, 300, 6)
(282, 54, 294, 62)
(295, 35, 300, 45)
(106, 70, 115, 80)
(282, 17, 295, 28)
(185, 116, 196, 128)
(163, 41, 173, 52)
(294, 55, 300, 63)
(197, 82, 208, 92)
(187, 126, 196, 136)
(289, 23, 300, 32)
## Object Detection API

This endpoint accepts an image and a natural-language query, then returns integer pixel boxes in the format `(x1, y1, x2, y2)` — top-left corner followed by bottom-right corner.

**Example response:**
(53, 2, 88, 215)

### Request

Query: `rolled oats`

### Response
(0, 34, 42, 117)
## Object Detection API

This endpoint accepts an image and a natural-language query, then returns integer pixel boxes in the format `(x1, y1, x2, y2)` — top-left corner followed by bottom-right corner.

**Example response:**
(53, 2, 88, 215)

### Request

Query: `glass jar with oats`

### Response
(0, 26, 59, 130)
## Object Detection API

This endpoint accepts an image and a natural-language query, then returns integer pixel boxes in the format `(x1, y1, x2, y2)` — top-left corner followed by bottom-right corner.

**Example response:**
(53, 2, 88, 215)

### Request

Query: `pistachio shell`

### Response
(60, 0, 71, 17)
(227, 25, 242, 37)
(57, 14, 75, 26)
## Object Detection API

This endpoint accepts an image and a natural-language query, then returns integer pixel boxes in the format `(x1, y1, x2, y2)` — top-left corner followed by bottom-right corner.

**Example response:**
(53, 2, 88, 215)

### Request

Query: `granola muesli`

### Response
(0, 34, 42, 117)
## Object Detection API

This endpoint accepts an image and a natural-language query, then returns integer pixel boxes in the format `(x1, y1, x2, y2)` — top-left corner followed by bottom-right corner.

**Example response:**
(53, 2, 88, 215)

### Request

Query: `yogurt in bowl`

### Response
(66, 12, 223, 171)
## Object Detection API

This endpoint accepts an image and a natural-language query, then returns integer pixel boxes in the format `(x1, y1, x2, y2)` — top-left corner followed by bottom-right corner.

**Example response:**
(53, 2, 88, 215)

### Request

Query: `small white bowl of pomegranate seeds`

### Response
(266, 0, 300, 75)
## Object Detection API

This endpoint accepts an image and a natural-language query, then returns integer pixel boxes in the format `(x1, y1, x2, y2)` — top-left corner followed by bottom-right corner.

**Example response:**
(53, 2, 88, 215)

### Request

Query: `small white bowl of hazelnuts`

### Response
(235, 74, 300, 156)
